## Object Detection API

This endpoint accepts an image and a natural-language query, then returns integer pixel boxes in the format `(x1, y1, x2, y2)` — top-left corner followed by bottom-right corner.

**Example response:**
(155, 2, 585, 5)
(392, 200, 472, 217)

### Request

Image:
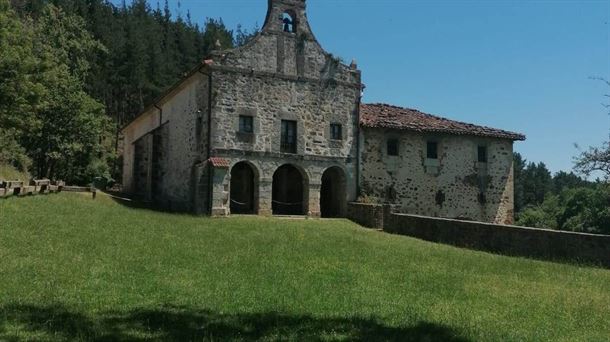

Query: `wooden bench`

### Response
(20, 185, 36, 196)
(0, 179, 65, 198)
(1, 180, 25, 196)
(54, 180, 65, 192)
(31, 179, 51, 193)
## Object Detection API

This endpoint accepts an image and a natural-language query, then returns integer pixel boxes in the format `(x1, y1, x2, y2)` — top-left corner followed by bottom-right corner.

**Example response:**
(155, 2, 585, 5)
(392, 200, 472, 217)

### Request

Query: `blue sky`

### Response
(131, 0, 610, 174)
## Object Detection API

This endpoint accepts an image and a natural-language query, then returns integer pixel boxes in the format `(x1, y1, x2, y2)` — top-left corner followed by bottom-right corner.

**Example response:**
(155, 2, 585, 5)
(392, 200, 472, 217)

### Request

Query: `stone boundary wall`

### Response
(347, 202, 390, 229)
(347, 203, 610, 268)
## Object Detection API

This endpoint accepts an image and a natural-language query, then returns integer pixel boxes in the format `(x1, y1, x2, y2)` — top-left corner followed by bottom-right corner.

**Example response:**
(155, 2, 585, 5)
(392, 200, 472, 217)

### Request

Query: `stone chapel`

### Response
(121, 0, 525, 224)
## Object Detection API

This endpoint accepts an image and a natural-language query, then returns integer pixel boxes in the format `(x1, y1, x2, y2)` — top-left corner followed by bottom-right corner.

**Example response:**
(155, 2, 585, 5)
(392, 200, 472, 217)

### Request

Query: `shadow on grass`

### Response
(0, 304, 470, 341)
(105, 192, 197, 216)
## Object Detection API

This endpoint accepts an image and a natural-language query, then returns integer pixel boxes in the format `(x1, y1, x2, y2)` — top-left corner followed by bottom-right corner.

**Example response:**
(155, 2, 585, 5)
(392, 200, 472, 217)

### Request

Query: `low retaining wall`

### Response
(385, 213, 610, 267)
(347, 203, 610, 267)
(346, 202, 391, 229)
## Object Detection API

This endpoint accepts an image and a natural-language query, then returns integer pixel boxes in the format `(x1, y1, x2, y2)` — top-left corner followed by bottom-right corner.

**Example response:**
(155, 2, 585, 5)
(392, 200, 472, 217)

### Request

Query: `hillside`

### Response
(1, 193, 609, 341)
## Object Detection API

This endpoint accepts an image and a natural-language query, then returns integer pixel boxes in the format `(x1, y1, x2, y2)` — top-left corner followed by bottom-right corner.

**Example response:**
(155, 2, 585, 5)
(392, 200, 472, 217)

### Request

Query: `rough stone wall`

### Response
(347, 202, 390, 229)
(122, 108, 160, 193)
(203, 0, 362, 216)
(156, 74, 209, 211)
(218, 0, 358, 84)
(385, 213, 610, 268)
(210, 72, 360, 158)
(132, 134, 152, 200)
(360, 127, 515, 224)
(122, 73, 210, 210)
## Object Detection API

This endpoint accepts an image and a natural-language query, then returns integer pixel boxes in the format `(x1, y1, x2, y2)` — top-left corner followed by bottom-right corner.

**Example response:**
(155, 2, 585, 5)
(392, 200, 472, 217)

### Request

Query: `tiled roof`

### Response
(360, 103, 526, 141)
(208, 157, 231, 168)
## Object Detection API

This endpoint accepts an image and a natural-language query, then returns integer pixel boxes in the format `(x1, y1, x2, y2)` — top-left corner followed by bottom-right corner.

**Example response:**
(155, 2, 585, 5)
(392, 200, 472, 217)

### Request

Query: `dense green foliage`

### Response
(1, 0, 256, 184)
(517, 185, 610, 234)
(1, 193, 609, 341)
(13, 0, 255, 126)
(0, 1, 111, 183)
(513, 152, 609, 234)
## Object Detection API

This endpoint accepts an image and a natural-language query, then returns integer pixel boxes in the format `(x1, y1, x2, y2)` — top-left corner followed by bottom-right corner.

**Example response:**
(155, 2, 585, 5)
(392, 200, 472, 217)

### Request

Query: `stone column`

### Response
(258, 177, 273, 216)
(211, 167, 229, 216)
(308, 182, 321, 217)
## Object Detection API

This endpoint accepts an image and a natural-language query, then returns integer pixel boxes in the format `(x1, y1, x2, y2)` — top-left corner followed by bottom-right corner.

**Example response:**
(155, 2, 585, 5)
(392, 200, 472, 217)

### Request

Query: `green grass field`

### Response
(1, 193, 609, 341)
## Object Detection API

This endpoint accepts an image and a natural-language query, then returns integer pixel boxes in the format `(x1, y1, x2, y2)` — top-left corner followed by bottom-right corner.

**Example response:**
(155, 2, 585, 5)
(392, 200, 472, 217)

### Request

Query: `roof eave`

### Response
(360, 124, 526, 141)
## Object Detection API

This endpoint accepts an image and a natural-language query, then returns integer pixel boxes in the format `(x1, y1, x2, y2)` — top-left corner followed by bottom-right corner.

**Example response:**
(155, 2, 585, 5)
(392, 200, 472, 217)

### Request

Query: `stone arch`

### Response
(282, 10, 297, 33)
(229, 161, 260, 215)
(272, 163, 309, 215)
(320, 166, 347, 218)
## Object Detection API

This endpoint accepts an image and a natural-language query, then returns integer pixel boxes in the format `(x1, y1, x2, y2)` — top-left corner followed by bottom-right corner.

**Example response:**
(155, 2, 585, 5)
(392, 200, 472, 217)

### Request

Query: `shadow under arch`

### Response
(320, 165, 347, 218)
(229, 161, 260, 215)
(272, 163, 309, 215)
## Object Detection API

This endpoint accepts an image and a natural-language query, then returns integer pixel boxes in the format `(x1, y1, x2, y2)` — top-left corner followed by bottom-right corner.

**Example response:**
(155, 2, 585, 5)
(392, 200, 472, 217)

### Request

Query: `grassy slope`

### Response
(0, 164, 29, 181)
(0, 193, 609, 341)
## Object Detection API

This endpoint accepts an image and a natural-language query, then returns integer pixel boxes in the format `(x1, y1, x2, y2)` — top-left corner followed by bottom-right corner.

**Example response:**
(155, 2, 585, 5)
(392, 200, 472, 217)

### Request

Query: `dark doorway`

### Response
(230, 162, 256, 214)
(272, 164, 306, 215)
(320, 167, 346, 218)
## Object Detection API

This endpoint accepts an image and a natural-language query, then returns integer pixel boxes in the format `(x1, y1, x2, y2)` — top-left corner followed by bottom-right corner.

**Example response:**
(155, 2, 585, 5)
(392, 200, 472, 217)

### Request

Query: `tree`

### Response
(0, 0, 41, 171)
(513, 152, 526, 212)
(574, 142, 610, 179)
(552, 170, 591, 194)
(24, 4, 112, 183)
(3, 0, 256, 183)
(521, 161, 552, 208)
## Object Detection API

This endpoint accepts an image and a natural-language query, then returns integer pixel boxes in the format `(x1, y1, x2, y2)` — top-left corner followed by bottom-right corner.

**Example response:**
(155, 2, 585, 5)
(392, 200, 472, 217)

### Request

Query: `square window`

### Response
(330, 123, 342, 140)
(239, 116, 254, 133)
(478, 145, 488, 163)
(427, 141, 438, 159)
(387, 139, 399, 156)
(281, 120, 297, 153)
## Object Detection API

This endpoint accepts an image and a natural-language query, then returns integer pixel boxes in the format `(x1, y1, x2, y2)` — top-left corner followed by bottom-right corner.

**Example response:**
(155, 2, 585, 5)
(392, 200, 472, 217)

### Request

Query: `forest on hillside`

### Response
(0, 0, 256, 184)
(513, 153, 609, 235)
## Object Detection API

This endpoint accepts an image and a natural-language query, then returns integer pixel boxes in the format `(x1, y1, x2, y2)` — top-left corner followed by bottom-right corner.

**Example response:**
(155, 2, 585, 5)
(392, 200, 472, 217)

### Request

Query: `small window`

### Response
(427, 141, 438, 159)
(281, 120, 297, 153)
(387, 139, 399, 156)
(330, 123, 342, 140)
(478, 145, 488, 163)
(239, 116, 253, 133)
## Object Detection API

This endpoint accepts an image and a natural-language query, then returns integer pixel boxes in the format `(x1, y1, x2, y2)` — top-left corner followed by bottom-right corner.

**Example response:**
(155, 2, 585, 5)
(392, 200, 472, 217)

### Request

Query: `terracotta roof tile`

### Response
(360, 103, 526, 141)
(208, 157, 231, 168)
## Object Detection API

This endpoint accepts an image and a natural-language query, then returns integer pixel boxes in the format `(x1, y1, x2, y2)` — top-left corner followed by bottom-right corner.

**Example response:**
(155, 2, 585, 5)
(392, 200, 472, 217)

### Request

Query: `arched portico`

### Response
(230, 161, 259, 214)
(272, 164, 309, 215)
(320, 166, 347, 218)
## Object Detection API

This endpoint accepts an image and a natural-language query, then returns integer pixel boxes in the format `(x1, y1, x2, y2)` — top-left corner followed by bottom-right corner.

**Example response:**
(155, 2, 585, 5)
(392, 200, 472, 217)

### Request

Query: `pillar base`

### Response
(211, 207, 229, 217)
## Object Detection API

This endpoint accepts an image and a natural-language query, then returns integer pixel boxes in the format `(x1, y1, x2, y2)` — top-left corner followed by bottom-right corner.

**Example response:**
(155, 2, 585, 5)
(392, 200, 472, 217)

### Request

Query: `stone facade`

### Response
(122, 73, 210, 211)
(360, 128, 515, 224)
(120, 0, 524, 223)
(122, 0, 360, 217)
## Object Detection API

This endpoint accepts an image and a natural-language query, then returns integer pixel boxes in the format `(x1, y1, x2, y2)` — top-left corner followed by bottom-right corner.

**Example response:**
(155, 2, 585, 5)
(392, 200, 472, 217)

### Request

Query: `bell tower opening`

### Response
(282, 11, 296, 33)
(263, 0, 309, 35)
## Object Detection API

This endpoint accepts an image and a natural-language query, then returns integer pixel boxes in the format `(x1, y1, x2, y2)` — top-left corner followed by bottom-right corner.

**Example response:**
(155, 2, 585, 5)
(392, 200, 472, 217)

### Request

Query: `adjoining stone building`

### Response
(121, 0, 525, 223)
